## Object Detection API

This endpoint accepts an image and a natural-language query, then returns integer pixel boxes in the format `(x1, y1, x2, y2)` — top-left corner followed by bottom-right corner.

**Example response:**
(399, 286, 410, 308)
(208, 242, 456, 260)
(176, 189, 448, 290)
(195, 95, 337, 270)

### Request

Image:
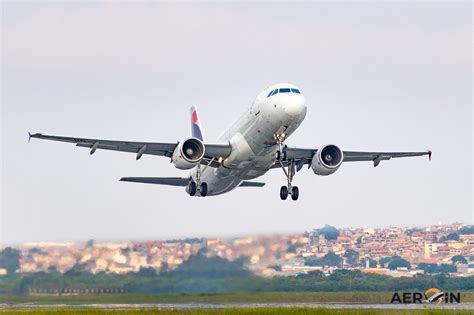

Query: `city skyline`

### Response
(4, 222, 473, 278)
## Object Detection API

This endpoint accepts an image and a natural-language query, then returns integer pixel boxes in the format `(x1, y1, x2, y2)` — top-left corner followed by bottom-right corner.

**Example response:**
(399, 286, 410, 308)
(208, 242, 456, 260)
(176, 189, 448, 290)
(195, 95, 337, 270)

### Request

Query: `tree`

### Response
(379, 256, 400, 268)
(0, 247, 21, 275)
(343, 249, 359, 267)
(322, 252, 342, 267)
(303, 270, 325, 279)
(64, 263, 87, 276)
(136, 266, 157, 276)
(459, 225, 474, 234)
(306, 252, 342, 267)
(388, 257, 411, 270)
(317, 225, 340, 241)
(417, 263, 435, 273)
(419, 263, 442, 274)
(439, 233, 460, 242)
(438, 264, 457, 273)
(28, 248, 45, 254)
(160, 262, 170, 273)
(446, 233, 460, 241)
(172, 252, 251, 278)
(451, 255, 467, 265)
(419, 263, 457, 274)
(286, 244, 297, 253)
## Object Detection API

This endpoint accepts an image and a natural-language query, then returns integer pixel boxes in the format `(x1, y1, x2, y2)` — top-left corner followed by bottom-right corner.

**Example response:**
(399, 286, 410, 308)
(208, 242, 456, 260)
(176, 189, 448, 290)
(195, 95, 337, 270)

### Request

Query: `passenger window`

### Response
(291, 89, 301, 94)
(279, 88, 291, 93)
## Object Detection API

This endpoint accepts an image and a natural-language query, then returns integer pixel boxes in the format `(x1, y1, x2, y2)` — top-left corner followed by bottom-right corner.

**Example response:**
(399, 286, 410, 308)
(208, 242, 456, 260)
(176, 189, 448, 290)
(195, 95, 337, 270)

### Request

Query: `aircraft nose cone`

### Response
(284, 102, 306, 116)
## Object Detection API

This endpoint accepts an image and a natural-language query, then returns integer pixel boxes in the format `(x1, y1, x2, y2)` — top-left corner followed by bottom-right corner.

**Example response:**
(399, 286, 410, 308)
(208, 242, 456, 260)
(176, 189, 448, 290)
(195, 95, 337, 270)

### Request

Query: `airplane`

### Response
(423, 291, 445, 304)
(29, 83, 431, 200)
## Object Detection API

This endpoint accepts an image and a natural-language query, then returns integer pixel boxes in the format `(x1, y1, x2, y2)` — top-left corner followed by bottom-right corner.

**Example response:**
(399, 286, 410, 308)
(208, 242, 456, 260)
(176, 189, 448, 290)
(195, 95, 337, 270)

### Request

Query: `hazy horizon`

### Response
(4, 221, 471, 247)
(2, 2, 472, 245)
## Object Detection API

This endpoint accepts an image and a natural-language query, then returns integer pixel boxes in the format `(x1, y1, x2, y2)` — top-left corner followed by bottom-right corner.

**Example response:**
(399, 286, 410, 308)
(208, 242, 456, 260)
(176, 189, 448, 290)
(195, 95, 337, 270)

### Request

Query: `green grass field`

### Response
(0, 308, 473, 315)
(1, 292, 474, 304)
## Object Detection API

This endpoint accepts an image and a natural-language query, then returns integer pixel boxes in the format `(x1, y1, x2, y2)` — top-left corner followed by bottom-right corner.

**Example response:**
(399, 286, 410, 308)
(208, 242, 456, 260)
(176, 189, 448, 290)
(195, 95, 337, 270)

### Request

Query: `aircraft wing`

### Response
(280, 146, 431, 169)
(28, 133, 231, 164)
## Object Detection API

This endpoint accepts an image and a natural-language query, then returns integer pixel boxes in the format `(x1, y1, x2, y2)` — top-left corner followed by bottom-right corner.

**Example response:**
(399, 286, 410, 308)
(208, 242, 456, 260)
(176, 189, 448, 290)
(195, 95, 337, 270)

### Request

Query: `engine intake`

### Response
(311, 144, 343, 176)
(172, 138, 205, 170)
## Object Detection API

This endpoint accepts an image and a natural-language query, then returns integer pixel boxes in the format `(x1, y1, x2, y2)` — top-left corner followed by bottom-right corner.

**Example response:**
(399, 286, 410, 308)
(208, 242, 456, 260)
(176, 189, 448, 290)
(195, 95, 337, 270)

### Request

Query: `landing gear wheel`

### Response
(291, 186, 299, 200)
(200, 182, 208, 197)
(280, 186, 288, 200)
(188, 182, 197, 196)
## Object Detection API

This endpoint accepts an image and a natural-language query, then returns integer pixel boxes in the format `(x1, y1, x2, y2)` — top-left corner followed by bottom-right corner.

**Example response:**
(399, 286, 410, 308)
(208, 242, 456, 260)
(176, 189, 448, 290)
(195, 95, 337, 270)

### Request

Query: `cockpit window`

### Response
(267, 89, 277, 98)
(267, 88, 301, 97)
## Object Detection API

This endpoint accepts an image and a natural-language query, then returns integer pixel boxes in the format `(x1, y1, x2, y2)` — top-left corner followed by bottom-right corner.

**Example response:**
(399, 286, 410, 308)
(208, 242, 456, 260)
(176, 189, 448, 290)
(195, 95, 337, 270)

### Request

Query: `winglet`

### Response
(28, 132, 43, 143)
(428, 150, 432, 161)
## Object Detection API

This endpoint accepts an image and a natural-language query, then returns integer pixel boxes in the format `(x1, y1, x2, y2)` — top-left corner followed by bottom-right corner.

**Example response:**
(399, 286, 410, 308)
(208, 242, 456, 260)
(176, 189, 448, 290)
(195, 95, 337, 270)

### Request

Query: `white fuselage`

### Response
(190, 83, 307, 196)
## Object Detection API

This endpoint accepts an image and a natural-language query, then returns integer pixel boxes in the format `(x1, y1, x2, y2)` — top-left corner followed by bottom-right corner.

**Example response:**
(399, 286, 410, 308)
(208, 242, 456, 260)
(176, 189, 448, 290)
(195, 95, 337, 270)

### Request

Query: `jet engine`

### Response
(172, 138, 205, 170)
(311, 144, 343, 176)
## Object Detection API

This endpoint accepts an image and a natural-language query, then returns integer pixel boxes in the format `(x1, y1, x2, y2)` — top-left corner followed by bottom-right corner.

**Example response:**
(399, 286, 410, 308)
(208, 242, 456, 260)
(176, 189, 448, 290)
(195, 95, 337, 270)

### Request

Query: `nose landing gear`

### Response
(274, 133, 299, 201)
(278, 160, 299, 201)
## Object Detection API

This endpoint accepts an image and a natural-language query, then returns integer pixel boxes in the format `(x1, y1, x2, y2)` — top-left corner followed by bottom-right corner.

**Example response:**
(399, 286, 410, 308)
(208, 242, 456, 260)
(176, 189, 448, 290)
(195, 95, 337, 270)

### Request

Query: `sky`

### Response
(1, 2, 472, 245)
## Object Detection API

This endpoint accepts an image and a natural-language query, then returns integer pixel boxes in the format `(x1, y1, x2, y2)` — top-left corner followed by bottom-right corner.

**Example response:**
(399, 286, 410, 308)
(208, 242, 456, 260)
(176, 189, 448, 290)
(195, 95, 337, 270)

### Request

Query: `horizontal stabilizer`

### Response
(240, 181, 265, 187)
(120, 177, 188, 186)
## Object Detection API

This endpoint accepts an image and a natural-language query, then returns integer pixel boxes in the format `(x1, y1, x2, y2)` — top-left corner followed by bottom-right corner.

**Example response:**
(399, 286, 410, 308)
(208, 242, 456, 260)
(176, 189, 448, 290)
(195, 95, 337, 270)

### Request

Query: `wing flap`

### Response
(75, 143, 172, 156)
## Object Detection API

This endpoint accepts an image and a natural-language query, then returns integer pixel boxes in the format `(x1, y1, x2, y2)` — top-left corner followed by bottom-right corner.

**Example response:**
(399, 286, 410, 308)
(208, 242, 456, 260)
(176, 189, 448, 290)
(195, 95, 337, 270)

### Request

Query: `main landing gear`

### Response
(188, 164, 208, 197)
(275, 133, 299, 201)
(188, 181, 207, 197)
(280, 185, 299, 200)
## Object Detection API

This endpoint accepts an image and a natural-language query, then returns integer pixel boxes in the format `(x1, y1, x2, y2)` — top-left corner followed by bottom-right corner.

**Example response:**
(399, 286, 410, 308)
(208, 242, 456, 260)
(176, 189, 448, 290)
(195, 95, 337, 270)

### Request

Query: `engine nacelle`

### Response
(311, 144, 343, 176)
(172, 138, 205, 170)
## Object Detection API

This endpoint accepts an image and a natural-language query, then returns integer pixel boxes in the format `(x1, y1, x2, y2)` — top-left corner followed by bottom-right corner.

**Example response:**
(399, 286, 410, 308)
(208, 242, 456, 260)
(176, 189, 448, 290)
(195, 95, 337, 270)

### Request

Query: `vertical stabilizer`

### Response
(190, 105, 204, 141)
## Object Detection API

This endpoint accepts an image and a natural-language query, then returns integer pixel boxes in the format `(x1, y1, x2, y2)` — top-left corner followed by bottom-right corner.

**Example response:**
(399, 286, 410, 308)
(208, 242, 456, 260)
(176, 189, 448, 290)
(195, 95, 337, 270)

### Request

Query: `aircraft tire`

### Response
(200, 183, 208, 197)
(280, 186, 288, 200)
(291, 186, 299, 200)
(189, 182, 197, 196)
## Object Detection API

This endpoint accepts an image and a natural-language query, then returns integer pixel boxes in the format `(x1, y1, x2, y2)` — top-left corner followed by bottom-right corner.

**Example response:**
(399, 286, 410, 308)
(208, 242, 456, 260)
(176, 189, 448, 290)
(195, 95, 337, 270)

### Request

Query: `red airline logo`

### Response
(192, 111, 198, 124)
